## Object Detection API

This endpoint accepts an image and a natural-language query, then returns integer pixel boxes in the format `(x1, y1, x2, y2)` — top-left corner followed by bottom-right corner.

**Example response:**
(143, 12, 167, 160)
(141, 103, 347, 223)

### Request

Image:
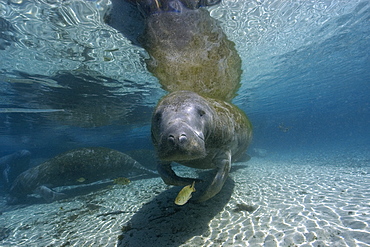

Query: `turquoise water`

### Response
(0, 0, 369, 246)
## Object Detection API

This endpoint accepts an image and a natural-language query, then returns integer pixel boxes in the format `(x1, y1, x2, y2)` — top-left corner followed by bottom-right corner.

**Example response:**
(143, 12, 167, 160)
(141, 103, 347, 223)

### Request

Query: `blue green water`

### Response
(0, 0, 369, 156)
(0, 0, 369, 246)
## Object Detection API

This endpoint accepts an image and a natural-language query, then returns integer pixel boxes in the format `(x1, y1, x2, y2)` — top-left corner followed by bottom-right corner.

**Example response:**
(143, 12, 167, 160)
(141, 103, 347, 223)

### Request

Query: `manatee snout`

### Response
(168, 131, 188, 146)
(158, 121, 206, 161)
(19, 150, 31, 157)
(164, 122, 194, 146)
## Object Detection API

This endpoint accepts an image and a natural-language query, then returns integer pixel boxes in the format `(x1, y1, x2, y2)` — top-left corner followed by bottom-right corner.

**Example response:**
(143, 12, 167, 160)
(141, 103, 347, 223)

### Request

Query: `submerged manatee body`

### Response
(8, 147, 157, 204)
(152, 91, 252, 202)
(127, 0, 252, 202)
(141, 2, 241, 101)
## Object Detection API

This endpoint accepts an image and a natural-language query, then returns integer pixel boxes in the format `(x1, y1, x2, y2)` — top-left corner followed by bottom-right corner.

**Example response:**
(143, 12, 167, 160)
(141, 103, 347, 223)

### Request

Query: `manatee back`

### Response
(8, 147, 153, 200)
(31, 147, 147, 185)
(142, 8, 242, 102)
(206, 97, 253, 161)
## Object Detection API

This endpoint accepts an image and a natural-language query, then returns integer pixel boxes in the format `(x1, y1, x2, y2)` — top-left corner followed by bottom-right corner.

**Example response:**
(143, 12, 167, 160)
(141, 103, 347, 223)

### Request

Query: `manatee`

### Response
(0, 150, 31, 191)
(151, 91, 252, 202)
(128, 1, 252, 202)
(8, 147, 157, 204)
(139, 0, 241, 101)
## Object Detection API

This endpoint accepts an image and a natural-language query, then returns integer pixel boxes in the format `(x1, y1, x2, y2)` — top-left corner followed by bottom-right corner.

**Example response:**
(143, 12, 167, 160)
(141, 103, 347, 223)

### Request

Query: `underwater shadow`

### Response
(117, 178, 234, 247)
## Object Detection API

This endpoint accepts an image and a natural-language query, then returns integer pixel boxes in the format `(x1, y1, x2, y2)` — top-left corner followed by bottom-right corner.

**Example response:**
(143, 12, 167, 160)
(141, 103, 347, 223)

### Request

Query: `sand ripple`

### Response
(0, 151, 369, 246)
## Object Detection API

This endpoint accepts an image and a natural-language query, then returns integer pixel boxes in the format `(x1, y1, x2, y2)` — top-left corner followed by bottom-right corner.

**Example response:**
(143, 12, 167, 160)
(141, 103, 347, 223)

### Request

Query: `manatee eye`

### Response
(198, 109, 206, 117)
(153, 112, 162, 122)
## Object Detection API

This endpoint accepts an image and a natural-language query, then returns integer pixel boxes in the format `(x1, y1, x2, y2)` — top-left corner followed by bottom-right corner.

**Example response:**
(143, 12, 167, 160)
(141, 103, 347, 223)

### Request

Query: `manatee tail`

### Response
(6, 185, 66, 204)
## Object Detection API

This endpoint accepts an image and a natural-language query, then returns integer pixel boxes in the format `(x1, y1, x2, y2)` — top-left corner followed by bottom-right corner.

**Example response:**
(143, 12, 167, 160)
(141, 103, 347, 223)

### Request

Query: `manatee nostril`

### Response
(179, 134, 187, 143)
(168, 133, 187, 145)
(168, 134, 175, 144)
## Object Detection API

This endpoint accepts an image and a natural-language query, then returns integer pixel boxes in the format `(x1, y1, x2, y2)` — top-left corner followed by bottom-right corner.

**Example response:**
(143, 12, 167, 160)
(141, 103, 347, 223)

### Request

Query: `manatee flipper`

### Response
(157, 163, 201, 186)
(197, 150, 231, 202)
(35, 185, 67, 202)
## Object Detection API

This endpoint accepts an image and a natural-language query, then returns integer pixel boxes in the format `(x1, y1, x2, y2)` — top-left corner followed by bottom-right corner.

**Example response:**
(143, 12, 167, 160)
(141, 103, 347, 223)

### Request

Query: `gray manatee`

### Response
(152, 91, 252, 202)
(131, 0, 252, 202)
(8, 147, 157, 204)
(0, 150, 31, 190)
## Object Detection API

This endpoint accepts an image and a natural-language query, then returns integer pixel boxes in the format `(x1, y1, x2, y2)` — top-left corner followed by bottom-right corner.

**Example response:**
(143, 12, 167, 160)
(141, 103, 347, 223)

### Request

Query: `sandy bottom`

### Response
(0, 147, 369, 247)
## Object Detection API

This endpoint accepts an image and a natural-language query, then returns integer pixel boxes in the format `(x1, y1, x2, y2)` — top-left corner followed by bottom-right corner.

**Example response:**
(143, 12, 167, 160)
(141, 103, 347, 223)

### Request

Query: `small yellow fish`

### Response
(76, 177, 86, 183)
(113, 177, 131, 185)
(175, 181, 196, 205)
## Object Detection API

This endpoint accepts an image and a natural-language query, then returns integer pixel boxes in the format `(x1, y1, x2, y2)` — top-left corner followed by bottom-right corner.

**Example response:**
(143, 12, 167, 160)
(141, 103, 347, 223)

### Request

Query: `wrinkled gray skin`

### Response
(8, 147, 157, 204)
(0, 150, 31, 191)
(151, 91, 252, 202)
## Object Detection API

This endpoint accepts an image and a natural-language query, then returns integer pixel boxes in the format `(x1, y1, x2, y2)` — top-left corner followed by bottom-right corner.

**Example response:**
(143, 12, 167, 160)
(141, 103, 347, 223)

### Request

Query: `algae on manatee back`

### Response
(142, 8, 241, 102)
